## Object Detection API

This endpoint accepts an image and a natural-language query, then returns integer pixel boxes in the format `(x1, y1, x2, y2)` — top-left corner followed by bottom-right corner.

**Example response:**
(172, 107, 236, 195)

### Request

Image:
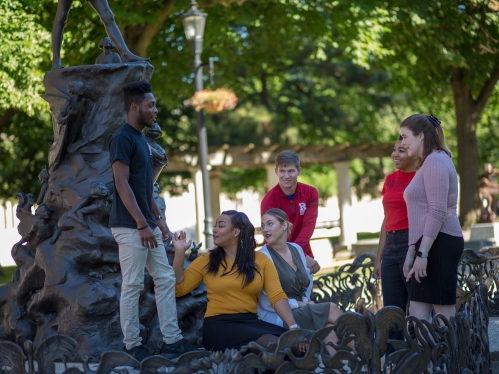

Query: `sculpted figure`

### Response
(146, 123, 169, 183)
(37, 166, 50, 205)
(26, 205, 58, 244)
(95, 37, 122, 65)
(478, 163, 499, 222)
(19, 205, 59, 249)
(73, 181, 113, 231)
(48, 81, 90, 170)
(153, 183, 166, 220)
(56, 182, 112, 239)
(52, 0, 148, 69)
(16, 193, 34, 215)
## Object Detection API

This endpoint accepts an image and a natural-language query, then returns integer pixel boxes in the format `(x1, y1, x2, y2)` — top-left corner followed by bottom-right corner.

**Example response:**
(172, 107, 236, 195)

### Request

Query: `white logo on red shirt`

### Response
(299, 202, 307, 215)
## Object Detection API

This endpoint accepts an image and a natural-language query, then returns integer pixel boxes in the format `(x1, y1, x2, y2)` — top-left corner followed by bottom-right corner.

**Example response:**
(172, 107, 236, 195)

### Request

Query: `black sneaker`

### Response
(124, 344, 154, 361)
(160, 338, 197, 359)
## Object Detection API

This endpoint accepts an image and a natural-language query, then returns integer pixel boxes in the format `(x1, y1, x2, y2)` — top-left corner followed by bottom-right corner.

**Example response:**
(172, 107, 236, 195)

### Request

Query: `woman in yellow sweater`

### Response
(172, 210, 300, 352)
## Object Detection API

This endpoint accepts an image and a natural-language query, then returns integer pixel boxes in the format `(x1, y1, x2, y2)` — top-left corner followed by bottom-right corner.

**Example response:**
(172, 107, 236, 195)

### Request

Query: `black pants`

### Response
(381, 229, 410, 342)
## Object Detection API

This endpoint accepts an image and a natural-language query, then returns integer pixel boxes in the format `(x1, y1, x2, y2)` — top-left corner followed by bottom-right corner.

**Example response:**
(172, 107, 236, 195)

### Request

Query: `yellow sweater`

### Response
(175, 252, 288, 318)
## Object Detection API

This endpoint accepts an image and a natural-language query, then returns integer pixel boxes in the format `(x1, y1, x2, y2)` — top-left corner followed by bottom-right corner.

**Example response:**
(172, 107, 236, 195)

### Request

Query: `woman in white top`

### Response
(257, 208, 342, 352)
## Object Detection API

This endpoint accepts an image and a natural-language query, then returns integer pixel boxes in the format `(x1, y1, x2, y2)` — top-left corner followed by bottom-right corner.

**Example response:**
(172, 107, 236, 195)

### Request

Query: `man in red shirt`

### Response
(261, 150, 321, 273)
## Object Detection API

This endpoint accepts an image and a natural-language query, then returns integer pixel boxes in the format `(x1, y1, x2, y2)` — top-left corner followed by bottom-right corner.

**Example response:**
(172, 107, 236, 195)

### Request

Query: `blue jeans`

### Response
(381, 229, 410, 341)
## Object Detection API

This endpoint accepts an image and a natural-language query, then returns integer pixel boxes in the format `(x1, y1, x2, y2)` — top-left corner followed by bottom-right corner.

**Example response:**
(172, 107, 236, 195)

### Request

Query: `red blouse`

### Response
(381, 169, 415, 232)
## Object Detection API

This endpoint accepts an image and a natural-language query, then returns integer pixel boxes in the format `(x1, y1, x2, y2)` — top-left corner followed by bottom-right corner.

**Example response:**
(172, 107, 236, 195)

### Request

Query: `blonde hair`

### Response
(262, 208, 293, 238)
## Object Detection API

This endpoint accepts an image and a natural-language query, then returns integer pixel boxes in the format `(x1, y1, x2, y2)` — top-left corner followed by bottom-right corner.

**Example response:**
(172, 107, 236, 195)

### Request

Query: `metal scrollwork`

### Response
(457, 247, 499, 316)
(311, 253, 382, 314)
(0, 252, 492, 374)
(0, 289, 487, 374)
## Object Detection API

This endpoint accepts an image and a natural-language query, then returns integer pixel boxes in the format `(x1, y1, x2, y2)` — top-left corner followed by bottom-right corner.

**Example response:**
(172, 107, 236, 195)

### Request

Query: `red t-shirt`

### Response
(381, 170, 416, 232)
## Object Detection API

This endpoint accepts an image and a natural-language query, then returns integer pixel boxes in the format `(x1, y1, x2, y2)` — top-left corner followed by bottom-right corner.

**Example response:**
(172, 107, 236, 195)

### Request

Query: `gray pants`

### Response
(112, 227, 183, 349)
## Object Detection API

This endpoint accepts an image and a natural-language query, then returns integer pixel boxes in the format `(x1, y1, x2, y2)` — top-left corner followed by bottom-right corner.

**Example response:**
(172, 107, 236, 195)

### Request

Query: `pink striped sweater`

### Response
(404, 151, 463, 246)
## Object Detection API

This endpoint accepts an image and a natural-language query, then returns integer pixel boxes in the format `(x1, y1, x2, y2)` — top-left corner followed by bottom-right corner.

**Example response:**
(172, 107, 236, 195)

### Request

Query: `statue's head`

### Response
(26, 193, 34, 205)
(484, 163, 493, 174)
(147, 123, 163, 139)
(99, 37, 116, 51)
(90, 181, 109, 197)
(38, 166, 49, 182)
(35, 205, 52, 219)
(68, 81, 86, 97)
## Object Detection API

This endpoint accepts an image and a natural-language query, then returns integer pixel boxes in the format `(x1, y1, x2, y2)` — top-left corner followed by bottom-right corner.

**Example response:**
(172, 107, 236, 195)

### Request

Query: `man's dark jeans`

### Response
(381, 229, 410, 342)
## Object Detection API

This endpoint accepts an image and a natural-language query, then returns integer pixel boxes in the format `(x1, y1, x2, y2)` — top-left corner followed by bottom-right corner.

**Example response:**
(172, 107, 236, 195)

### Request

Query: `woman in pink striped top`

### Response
(400, 114, 464, 321)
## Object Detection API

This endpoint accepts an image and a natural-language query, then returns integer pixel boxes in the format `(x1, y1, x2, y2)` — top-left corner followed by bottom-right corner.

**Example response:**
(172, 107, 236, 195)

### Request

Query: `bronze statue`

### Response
(15, 193, 34, 215)
(22, 205, 59, 248)
(73, 181, 113, 232)
(146, 123, 169, 183)
(48, 81, 90, 170)
(52, 0, 148, 70)
(95, 37, 121, 65)
(153, 182, 166, 220)
(55, 181, 112, 239)
(477, 163, 499, 222)
(36, 166, 49, 205)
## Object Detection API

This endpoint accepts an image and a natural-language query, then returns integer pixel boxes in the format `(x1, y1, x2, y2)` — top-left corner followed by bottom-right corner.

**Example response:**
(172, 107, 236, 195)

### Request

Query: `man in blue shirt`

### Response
(109, 81, 194, 360)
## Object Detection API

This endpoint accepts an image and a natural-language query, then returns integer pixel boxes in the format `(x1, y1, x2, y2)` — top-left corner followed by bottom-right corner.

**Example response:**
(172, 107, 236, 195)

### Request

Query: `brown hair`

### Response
(275, 150, 300, 169)
(400, 114, 451, 168)
(262, 208, 293, 238)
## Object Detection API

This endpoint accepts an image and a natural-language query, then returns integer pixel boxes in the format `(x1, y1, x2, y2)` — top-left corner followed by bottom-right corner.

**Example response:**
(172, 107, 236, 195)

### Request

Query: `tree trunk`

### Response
(450, 66, 499, 229)
(260, 70, 271, 110)
(122, 0, 244, 58)
(122, 0, 175, 58)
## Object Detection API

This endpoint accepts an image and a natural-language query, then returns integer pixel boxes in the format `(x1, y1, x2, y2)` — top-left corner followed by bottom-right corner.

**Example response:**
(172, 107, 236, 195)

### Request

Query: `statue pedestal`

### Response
(470, 222, 499, 242)
(467, 222, 499, 252)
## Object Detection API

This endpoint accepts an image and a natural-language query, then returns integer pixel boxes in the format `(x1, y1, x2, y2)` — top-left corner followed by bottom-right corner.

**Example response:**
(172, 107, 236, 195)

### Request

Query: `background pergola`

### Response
(164, 142, 393, 249)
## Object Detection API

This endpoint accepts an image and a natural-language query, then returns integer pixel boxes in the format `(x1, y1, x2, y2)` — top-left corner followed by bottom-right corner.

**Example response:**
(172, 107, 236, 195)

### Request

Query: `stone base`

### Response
(351, 239, 378, 257)
(490, 317, 499, 360)
(464, 239, 495, 253)
(470, 222, 499, 242)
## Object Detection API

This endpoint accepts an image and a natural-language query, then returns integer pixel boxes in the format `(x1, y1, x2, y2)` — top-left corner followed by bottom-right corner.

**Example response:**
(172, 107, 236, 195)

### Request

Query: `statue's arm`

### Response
(24, 222, 39, 241)
(69, 197, 91, 226)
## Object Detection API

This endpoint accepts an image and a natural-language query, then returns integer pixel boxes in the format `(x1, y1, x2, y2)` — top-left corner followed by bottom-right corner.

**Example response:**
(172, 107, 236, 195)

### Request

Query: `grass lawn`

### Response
(0, 266, 16, 286)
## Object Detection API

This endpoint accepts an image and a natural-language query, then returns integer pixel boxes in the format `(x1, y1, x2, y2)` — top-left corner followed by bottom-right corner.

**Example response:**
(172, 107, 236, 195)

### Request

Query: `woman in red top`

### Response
(374, 136, 416, 338)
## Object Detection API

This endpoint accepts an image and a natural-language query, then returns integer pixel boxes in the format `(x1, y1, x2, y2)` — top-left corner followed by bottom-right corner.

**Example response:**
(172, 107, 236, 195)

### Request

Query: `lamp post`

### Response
(182, 0, 213, 249)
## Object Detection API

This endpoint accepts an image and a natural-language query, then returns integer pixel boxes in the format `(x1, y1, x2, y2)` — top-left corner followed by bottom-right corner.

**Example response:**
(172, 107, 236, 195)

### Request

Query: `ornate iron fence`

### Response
(311, 252, 382, 314)
(0, 251, 492, 374)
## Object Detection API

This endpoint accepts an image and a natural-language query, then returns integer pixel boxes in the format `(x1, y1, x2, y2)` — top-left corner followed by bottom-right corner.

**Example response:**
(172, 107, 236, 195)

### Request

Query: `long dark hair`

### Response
(400, 114, 451, 168)
(205, 210, 260, 287)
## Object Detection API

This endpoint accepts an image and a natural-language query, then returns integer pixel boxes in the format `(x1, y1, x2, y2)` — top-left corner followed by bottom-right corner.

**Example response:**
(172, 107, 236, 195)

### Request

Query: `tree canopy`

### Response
(1, 0, 499, 228)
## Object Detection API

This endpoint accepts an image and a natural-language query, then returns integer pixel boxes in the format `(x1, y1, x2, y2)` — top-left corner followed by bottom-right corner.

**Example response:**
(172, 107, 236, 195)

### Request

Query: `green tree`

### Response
(10, 0, 497, 213)
(0, 1, 50, 128)
(351, 1, 499, 228)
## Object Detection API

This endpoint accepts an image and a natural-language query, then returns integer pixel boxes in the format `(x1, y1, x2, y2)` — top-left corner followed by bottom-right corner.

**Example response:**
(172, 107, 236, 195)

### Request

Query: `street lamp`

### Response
(182, 1, 213, 249)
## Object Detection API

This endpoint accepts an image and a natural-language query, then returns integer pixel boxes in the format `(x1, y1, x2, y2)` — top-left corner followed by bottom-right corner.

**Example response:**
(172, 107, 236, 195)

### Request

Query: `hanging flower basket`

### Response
(188, 88, 238, 114)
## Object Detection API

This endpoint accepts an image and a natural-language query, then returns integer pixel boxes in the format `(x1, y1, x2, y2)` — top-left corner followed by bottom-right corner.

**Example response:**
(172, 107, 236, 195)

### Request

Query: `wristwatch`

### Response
(416, 250, 429, 258)
(289, 323, 300, 329)
(155, 215, 162, 220)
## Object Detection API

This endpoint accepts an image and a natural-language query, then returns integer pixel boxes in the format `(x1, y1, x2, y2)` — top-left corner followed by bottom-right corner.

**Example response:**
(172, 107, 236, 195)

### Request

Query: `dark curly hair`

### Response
(205, 210, 260, 287)
(123, 81, 152, 113)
